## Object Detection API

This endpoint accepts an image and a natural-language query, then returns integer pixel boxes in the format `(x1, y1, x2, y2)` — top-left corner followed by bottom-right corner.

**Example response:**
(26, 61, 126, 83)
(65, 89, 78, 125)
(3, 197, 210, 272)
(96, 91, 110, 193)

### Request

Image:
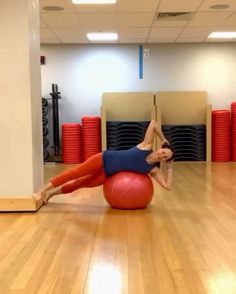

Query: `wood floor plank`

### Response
(82, 209, 128, 294)
(1, 162, 236, 293)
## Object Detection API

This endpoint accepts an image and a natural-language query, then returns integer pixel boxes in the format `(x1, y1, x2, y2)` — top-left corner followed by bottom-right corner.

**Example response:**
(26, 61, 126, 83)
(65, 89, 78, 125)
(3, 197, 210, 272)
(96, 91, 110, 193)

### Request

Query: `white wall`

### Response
(40, 43, 236, 134)
(0, 0, 43, 197)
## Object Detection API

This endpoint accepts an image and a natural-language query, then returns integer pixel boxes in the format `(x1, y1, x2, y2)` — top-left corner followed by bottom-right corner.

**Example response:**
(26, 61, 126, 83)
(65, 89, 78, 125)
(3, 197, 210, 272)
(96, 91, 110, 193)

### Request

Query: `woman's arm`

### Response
(153, 121, 169, 144)
(138, 120, 168, 148)
(150, 165, 173, 191)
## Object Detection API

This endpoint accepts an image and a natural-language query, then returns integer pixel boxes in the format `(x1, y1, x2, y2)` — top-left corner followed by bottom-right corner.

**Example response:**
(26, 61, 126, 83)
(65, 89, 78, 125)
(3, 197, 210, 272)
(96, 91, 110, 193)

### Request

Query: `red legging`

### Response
(50, 153, 107, 194)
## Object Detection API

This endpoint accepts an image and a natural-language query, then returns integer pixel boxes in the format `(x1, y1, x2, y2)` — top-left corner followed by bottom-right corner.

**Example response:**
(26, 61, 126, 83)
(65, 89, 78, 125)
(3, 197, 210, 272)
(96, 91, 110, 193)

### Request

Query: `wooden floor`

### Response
(1, 162, 236, 294)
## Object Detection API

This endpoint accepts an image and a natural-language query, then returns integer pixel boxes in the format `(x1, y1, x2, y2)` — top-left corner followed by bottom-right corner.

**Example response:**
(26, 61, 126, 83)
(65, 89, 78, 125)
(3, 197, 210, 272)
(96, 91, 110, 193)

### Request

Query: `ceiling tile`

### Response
(41, 12, 118, 30)
(158, 0, 203, 12)
(153, 20, 188, 27)
(147, 37, 176, 43)
(39, 0, 236, 44)
(40, 27, 58, 39)
(188, 11, 232, 26)
(118, 13, 155, 27)
(210, 26, 236, 30)
(76, 13, 118, 29)
(51, 28, 89, 42)
(179, 27, 213, 38)
(118, 38, 146, 43)
(176, 37, 206, 42)
(62, 39, 89, 43)
(41, 13, 79, 27)
(149, 27, 183, 38)
(40, 18, 48, 27)
(117, 28, 150, 38)
(117, 0, 160, 12)
(75, 4, 116, 13)
(41, 39, 60, 44)
(223, 12, 236, 26)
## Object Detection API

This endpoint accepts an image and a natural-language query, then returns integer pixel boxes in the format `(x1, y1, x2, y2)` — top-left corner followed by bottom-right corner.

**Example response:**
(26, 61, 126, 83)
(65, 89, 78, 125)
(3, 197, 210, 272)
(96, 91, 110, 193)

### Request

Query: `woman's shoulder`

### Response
(136, 142, 152, 151)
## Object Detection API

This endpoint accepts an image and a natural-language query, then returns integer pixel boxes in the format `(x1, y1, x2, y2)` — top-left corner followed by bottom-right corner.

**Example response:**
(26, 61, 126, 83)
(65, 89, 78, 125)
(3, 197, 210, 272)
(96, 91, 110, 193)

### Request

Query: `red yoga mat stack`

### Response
(82, 116, 101, 161)
(212, 110, 230, 162)
(62, 123, 82, 164)
(231, 102, 236, 161)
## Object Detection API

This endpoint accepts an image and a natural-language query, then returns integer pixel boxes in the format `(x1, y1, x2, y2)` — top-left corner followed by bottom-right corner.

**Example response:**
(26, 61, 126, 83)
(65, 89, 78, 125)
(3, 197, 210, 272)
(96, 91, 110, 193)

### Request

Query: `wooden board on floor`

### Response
(0, 196, 37, 211)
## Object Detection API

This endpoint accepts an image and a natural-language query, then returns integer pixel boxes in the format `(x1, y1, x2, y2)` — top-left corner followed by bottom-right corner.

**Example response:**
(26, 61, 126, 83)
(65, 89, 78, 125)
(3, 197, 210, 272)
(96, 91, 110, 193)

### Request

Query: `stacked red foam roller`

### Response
(62, 123, 82, 164)
(81, 116, 101, 161)
(212, 110, 230, 162)
(231, 102, 236, 161)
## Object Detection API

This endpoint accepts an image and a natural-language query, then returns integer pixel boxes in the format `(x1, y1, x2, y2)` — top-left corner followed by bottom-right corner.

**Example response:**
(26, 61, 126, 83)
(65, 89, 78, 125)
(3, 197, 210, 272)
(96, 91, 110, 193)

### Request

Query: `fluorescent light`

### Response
(72, 0, 116, 4)
(208, 32, 236, 39)
(87, 32, 118, 41)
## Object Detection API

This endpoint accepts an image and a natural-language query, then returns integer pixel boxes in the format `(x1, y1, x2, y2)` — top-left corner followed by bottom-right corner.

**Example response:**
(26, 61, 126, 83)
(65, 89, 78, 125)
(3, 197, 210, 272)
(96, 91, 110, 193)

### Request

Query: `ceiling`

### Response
(40, 0, 236, 44)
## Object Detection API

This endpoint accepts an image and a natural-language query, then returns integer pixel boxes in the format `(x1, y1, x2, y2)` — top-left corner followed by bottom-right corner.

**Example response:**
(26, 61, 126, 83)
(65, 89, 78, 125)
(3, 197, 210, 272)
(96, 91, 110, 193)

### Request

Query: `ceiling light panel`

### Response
(208, 31, 236, 38)
(87, 32, 118, 41)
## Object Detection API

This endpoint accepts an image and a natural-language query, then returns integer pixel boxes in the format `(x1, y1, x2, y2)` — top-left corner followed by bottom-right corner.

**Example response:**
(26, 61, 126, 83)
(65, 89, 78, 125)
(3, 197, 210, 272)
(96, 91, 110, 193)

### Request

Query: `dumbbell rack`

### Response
(42, 98, 49, 161)
(50, 84, 61, 157)
(42, 84, 62, 163)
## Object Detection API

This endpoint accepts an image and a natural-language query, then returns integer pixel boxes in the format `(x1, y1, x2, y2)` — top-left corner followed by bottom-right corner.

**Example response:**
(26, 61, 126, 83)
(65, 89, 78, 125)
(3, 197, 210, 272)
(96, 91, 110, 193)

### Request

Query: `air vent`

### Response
(43, 6, 64, 11)
(156, 12, 193, 21)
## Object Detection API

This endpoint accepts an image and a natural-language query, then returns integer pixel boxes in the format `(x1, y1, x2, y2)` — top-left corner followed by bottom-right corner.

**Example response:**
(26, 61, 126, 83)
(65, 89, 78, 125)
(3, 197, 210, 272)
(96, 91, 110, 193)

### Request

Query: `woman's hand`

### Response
(161, 138, 169, 145)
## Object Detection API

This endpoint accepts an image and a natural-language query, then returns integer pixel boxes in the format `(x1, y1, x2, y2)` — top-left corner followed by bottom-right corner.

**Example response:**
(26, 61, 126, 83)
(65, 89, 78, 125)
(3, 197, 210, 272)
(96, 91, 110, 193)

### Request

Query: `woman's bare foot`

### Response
(44, 187, 62, 204)
(33, 183, 54, 206)
(33, 190, 45, 207)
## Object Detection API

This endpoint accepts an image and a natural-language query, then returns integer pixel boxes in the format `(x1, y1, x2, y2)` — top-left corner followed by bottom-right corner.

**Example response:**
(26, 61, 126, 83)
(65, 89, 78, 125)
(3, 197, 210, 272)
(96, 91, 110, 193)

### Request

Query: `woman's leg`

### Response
(51, 152, 104, 187)
(44, 168, 107, 204)
(33, 153, 104, 203)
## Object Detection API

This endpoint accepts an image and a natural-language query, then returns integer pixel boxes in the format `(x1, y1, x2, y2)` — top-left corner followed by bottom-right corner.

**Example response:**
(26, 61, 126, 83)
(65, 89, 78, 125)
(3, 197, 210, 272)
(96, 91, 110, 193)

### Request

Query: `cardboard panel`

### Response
(102, 92, 154, 121)
(101, 106, 107, 151)
(206, 104, 212, 162)
(155, 92, 207, 124)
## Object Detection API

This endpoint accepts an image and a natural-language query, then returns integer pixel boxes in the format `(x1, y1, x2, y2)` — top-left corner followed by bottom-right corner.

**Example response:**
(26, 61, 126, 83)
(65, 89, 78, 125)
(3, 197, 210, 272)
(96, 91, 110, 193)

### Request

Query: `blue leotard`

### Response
(103, 146, 160, 176)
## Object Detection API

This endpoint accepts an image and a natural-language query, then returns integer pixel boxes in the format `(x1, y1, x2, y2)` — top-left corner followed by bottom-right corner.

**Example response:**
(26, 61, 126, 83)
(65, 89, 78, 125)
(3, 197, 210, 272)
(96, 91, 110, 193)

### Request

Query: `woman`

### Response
(34, 120, 174, 205)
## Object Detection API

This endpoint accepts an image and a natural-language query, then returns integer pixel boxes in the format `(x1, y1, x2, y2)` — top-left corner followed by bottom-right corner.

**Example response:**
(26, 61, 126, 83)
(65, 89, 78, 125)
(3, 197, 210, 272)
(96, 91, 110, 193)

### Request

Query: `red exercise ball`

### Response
(103, 171, 154, 209)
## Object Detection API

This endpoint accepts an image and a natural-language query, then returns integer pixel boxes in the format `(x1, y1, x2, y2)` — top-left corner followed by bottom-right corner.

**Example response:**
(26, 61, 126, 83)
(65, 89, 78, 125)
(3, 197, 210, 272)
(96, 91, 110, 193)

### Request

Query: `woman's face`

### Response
(156, 148, 173, 162)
